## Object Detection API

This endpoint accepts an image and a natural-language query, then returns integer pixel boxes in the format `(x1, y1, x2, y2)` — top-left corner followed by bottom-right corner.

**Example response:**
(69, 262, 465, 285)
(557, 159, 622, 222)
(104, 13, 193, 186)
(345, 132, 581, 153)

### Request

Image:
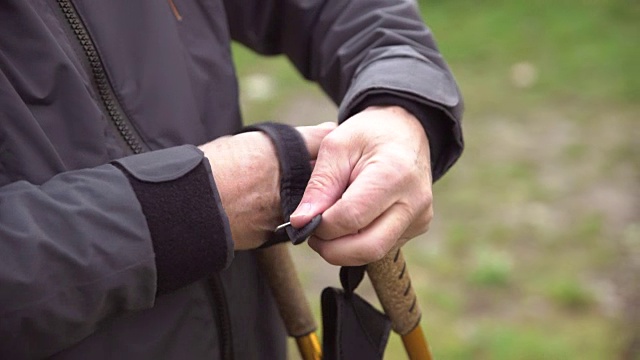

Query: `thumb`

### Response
(290, 134, 351, 228)
(296, 122, 337, 159)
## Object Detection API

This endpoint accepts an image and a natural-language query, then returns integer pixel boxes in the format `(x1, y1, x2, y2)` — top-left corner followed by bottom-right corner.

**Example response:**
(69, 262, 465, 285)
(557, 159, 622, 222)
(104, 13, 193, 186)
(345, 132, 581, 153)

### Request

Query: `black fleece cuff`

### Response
(350, 94, 451, 181)
(112, 146, 233, 295)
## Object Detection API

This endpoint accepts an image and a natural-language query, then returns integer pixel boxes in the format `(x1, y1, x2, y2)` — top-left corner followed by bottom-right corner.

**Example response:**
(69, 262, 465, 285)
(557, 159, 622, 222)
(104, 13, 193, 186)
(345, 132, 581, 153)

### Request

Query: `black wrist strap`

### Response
(237, 122, 322, 246)
(321, 266, 391, 359)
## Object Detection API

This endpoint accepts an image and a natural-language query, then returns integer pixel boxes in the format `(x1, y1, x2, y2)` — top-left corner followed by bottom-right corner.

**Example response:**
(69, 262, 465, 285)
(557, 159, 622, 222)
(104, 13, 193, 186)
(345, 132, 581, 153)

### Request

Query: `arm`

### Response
(0, 146, 232, 358)
(0, 122, 334, 358)
(224, 0, 463, 178)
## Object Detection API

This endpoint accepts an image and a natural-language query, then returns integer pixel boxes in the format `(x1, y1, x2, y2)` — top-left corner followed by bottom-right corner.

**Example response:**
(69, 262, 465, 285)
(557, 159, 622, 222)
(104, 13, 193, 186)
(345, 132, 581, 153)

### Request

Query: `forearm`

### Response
(0, 145, 232, 358)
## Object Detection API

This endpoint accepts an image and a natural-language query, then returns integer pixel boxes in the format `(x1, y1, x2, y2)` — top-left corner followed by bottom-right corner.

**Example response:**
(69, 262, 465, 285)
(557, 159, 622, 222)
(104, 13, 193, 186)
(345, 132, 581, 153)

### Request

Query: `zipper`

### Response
(56, 0, 144, 154)
(208, 275, 234, 360)
(55, 2, 234, 358)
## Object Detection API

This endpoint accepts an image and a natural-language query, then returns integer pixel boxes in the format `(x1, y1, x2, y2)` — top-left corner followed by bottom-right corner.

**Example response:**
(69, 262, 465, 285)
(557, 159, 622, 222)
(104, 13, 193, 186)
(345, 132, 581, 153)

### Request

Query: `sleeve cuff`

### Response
(112, 145, 234, 295)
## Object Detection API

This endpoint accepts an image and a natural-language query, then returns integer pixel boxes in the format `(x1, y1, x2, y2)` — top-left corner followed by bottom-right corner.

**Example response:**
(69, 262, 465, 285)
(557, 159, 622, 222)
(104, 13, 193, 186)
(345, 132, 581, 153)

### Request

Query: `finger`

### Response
(402, 204, 434, 239)
(308, 202, 413, 266)
(312, 163, 400, 240)
(296, 122, 337, 159)
(289, 133, 353, 227)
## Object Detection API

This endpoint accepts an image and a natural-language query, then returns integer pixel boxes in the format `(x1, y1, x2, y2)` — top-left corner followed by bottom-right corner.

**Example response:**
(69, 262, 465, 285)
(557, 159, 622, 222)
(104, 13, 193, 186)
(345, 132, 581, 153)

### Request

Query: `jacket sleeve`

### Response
(224, 0, 464, 180)
(0, 145, 233, 359)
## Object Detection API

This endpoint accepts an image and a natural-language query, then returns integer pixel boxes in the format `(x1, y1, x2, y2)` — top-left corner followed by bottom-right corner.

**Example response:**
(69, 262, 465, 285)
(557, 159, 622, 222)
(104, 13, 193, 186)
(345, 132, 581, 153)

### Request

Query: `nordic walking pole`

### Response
(367, 248, 433, 360)
(260, 243, 432, 359)
(259, 228, 431, 359)
(256, 243, 322, 360)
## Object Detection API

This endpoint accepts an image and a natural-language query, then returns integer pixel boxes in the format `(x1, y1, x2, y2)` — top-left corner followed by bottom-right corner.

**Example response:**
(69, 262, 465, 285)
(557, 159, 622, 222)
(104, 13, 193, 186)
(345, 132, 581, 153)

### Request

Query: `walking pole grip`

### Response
(257, 243, 321, 360)
(367, 248, 433, 359)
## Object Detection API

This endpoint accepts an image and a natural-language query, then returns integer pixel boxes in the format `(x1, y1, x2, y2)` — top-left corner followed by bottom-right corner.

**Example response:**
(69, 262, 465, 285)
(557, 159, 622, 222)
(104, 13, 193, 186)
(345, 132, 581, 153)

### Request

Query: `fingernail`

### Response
(291, 202, 312, 219)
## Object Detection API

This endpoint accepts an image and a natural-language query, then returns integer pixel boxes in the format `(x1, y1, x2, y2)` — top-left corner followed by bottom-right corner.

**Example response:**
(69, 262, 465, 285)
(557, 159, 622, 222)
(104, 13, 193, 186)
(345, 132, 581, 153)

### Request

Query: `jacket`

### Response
(0, 0, 463, 358)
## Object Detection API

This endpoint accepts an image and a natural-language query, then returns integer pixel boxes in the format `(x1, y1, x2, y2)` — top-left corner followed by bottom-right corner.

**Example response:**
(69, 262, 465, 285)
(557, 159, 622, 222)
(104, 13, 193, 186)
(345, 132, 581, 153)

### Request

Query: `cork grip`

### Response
(367, 248, 421, 336)
(257, 243, 317, 338)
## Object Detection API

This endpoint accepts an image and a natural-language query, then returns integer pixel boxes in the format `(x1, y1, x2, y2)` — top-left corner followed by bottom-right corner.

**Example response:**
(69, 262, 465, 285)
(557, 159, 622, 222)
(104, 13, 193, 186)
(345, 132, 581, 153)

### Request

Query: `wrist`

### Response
(361, 105, 429, 145)
(199, 132, 281, 250)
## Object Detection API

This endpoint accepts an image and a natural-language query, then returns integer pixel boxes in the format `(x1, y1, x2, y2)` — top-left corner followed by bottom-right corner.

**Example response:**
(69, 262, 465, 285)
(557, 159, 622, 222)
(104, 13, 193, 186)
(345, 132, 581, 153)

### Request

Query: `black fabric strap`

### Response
(237, 122, 321, 246)
(113, 162, 229, 295)
(321, 267, 391, 359)
(339, 266, 366, 297)
(321, 284, 391, 359)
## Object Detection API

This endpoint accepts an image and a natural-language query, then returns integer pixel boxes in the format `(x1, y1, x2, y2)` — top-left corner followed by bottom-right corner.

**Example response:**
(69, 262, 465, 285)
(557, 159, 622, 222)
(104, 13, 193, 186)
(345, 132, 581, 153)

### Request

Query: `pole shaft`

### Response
(256, 244, 322, 359)
(401, 326, 433, 360)
(296, 333, 322, 360)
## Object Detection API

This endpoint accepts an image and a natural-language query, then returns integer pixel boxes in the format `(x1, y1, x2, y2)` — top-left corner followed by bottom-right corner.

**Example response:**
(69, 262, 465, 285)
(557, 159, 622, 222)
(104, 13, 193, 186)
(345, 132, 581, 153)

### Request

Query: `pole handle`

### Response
(366, 248, 421, 336)
(256, 243, 317, 338)
(368, 248, 433, 359)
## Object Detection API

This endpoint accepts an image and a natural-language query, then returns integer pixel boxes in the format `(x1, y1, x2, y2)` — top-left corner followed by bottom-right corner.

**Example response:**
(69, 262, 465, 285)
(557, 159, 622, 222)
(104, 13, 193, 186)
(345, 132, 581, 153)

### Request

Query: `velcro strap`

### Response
(321, 286, 391, 360)
(237, 122, 321, 246)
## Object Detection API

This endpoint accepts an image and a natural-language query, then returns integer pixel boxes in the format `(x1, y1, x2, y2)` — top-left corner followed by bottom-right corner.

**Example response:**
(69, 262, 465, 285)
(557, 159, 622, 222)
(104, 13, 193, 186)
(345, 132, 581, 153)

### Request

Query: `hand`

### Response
(290, 106, 433, 266)
(199, 122, 336, 250)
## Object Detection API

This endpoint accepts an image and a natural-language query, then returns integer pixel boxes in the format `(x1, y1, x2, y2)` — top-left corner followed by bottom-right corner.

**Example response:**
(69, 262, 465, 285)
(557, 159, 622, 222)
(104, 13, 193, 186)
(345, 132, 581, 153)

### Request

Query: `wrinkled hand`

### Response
(199, 122, 336, 251)
(290, 106, 433, 266)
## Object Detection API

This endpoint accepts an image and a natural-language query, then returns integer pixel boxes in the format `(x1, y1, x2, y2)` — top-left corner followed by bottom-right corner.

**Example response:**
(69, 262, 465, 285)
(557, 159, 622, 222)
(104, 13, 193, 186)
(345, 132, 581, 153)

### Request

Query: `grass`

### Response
(423, 0, 640, 108)
(544, 277, 595, 310)
(232, 0, 640, 358)
(468, 247, 513, 287)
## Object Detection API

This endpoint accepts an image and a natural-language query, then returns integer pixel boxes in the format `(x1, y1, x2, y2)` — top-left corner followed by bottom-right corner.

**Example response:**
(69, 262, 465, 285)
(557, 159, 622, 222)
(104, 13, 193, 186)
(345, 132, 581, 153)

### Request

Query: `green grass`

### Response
(544, 277, 595, 310)
(468, 247, 513, 287)
(422, 0, 640, 108)
(232, 0, 640, 358)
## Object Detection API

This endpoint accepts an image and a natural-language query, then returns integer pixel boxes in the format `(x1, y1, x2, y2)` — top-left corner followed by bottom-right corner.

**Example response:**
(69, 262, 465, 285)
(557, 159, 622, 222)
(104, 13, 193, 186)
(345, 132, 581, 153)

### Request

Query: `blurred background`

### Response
(232, 0, 639, 358)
